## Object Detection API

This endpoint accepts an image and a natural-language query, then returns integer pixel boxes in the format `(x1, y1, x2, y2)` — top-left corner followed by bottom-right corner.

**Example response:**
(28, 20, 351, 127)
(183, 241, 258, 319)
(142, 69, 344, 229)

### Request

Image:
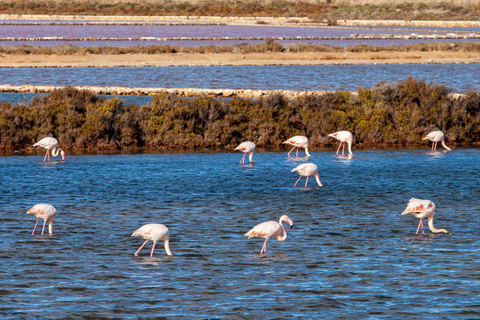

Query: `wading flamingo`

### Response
(401, 198, 450, 235)
(283, 135, 311, 157)
(328, 131, 353, 157)
(422, 130, 451, 151)
(291, 163, 323, 187)
(27, 204, 57, 235)
(245, 215, 294, 254)
(33, 137, 65, 162)
(234, 141, 256, 164)
(132, 224, 172, 257)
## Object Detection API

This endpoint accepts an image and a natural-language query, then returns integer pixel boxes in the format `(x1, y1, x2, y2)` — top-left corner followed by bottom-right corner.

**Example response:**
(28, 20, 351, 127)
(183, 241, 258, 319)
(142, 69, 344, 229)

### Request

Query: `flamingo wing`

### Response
(245, 221, 280, 239)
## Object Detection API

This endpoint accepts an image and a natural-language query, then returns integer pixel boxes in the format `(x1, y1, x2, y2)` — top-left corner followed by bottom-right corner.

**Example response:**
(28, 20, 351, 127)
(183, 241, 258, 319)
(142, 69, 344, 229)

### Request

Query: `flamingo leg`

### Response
(240, 153, 246, 164)
(296, 148, 299, 157)
(135, 240, 149, 256)
(43, 150, 48, 162)
(47, 149, 51, 162)
(260, 238, 268, 254)
(294, 175, 302, 187)
(305, 176, 309, 188)
(150, 242, 156, 257)
(434, 142, 438, 151)
(421, 219, 425, 235)
(287, 146, 296, 157)
(336, 142, 342, 155)
(32, 219, 40, 235)
(415, 219, 422, 235)
(41, 219, 47, 235)
(342, 143, 346, 157)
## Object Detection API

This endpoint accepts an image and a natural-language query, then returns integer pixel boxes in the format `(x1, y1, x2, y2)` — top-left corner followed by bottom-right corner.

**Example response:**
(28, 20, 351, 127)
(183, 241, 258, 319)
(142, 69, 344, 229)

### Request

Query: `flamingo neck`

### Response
(248, 152, 254, 163)
(164, 239, 173, 256)
(305, 147, 311, 157)
(427, 216, 448, 234)
(277, 219, 287, 242)
(48, 219, 54, 235)
(52, 147, 65, 160)
(315, 174, 323, 187)
(347, 140, 353, 155)
(441, 140, 451, 151)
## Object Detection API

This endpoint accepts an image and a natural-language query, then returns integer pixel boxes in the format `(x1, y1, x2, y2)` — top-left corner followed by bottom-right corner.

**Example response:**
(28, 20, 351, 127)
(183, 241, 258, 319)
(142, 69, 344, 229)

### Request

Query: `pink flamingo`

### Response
(328, 131, 353, 157)
(245, 215, 294, 254)
(234, 141, 256, 164)
(33, 137, 65, 162)
(401, 198, 450, 235)
(422, 130, 451, 151)
(27, 204, 57, 235)
(282, 135, 311, 157)
(132, 224, 172, 257)
(291, 163, 323, 187)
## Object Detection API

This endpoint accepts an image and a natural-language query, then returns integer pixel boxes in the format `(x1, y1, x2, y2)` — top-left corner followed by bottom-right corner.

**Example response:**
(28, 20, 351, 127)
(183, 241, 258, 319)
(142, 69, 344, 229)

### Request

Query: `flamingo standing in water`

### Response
(291, 163, 323, 187)
(27, 204, 57, 235)
(245, 215, 294, 254)
(283, 135, 311, 157)
(328, 131, 353, 157)
(234, 141, 256, 164)
(422, 130, 451, 151)
(33, 137, 65, 162)
(401, 198, 450, 235)
(132, 223, 172, 257)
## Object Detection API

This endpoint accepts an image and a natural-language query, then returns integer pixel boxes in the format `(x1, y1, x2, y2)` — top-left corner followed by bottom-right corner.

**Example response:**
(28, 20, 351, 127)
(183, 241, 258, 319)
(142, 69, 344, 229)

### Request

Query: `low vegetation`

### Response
(0, 0, 479, 21)
(1, 78, 479, 153)
(2, 41, 480, 56)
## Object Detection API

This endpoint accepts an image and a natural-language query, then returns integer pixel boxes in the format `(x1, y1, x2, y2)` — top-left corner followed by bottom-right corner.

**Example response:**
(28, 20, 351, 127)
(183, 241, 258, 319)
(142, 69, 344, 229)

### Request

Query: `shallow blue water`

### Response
(1, 63, 480, 92)
(1, 149, 479, 318)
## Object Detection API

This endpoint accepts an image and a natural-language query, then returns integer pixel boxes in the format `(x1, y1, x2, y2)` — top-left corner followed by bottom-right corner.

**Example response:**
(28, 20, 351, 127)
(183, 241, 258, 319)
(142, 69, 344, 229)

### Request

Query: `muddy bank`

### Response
(1, 51, 480, 68)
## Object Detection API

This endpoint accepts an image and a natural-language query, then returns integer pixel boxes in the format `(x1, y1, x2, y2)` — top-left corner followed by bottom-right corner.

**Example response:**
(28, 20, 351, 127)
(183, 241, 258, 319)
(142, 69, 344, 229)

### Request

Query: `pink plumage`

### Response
(27, 203, 57, 235)
(422, 130, 451, 151)
(33, 137, 66, 162)
(131, 223, 172, 257)
(327, 131, 353, 157)
(401, 198, 450, 235)
(282, 135, 311, 157)
(245, 215, 294, 254)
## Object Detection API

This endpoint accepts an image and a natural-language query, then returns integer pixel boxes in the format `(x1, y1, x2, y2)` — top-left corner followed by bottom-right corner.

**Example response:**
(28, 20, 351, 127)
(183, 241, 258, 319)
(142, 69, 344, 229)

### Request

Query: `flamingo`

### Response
(401, 198, 450, 235)
(33, 137, 65, 162)
(27, 204, 57, 235)
(283, 135, 311, 157)
(234, 141, 256, 164)
(422, 130, 451, 151)
(132, 223, 172, 257)
(245, 215, 294, 254)
(291, 163, 323, 187)
(328, 131, 353, 157)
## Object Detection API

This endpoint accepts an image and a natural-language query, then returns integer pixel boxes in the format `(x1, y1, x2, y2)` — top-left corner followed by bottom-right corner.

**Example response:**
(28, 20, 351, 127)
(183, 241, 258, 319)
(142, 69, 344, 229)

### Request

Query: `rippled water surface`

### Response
(2, 64, 480, 92)
(1, 149, 479, 318)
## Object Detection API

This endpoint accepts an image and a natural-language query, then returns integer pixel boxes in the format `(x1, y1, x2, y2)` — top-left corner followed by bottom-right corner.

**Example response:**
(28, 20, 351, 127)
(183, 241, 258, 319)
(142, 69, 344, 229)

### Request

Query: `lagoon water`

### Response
(1, 63, 480, 93)
(1, 149, 479, 318)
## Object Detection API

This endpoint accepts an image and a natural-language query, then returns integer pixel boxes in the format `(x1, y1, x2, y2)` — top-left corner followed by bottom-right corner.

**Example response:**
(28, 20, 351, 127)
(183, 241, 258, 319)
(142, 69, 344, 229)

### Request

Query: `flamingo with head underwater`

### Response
(422, 130, 451, 151)
(328, 131, 353, 157)
(291, 163, 323, 188)
(234, 141, 256, 164)
(33, 137, 65, 162)
(401, 198, 450, 235)
(27, 203, 57, 235)
(283, 135, 311, 157)
(244, 215, 294, 254)
(132, 223, 173, 257)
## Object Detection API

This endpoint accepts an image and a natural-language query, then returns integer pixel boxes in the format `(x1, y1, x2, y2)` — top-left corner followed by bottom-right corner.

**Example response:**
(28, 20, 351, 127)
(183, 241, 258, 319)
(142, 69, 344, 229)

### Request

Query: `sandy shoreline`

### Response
(1, 51, 480, 68)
